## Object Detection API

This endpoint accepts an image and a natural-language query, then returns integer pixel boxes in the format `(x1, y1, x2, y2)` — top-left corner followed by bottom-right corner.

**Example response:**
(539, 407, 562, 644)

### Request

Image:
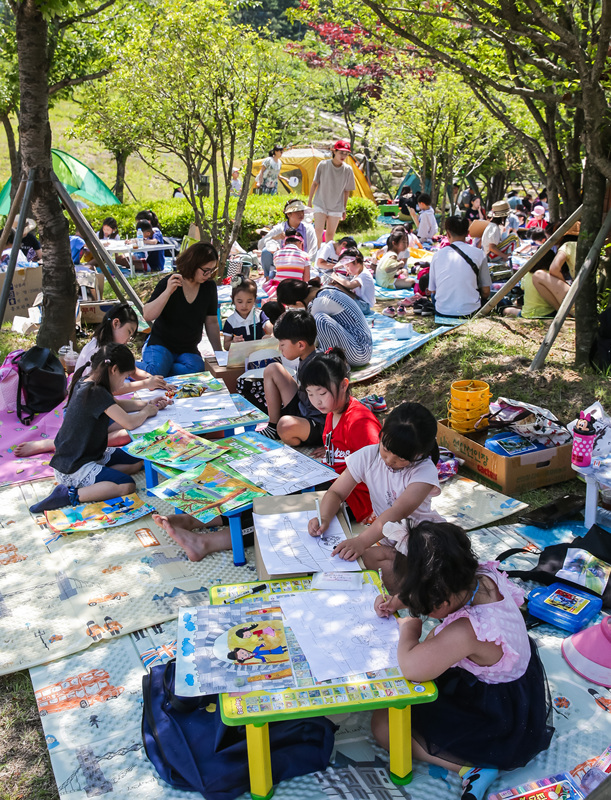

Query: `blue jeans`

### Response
(260, 249, 276, 280)
(142, 343, 205, 377)
(355, 298, 374, 316)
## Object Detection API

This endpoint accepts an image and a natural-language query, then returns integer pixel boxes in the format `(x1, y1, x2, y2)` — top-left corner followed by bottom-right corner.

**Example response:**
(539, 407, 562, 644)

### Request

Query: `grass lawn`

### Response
(0, 292, 608, 798)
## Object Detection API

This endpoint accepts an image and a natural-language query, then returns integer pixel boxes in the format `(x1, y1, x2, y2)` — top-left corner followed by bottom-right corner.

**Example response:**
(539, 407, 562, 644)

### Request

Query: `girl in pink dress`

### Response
(373, 521, 554, 800)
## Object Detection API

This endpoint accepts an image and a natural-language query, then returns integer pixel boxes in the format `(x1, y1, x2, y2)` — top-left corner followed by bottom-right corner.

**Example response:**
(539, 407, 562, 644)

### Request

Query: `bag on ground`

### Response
(16, 346, 67, 425)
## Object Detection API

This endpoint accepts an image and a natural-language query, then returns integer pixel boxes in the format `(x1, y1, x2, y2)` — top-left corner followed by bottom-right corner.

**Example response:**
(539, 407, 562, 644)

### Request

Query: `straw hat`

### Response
(490, 200, 510, 218)
(12, 215, 37, 236)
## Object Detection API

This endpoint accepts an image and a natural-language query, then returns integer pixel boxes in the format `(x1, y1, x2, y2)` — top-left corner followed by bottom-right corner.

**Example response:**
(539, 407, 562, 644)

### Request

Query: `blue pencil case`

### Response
(484, 432, 549, 457)
(527, 582, 602, 633)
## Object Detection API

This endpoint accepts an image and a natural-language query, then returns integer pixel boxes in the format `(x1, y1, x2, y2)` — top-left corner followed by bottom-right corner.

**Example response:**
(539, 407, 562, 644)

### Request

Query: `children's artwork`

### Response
(175, 601, 295, 696)
(132, 389, 243, 435)
(229, 446, 337, 495)
(151, 462, 266, 524)
(122, 421, 228, 471)
(45, 494, 155, 533)
(279, 584, 400, 683)
(432, 476, 527, 530)
(556, 548, 611, 595)
(166, 371, 225, 394)
(214, 431, 284, 469)
(226, 337, 279, 368)
(253, 510, 361, 576)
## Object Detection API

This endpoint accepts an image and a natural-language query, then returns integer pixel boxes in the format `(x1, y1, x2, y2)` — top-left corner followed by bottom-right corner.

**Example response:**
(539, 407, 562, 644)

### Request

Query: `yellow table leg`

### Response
(388, 705, 413, 785)
(245, 722, 274, 800)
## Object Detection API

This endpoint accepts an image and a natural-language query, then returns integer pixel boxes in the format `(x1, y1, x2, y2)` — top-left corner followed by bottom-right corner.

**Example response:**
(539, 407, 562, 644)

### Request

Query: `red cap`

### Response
(333, 139, 351, 152)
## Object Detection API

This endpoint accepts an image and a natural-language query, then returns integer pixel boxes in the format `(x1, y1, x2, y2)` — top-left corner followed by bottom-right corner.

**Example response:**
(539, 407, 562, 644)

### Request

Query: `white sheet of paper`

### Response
(131, 390, 242, 434)
(229, 447, 336, 494)
(214, 350, 229, 367)
(253, 510, 361, 576)
(279, 585, 400, 683)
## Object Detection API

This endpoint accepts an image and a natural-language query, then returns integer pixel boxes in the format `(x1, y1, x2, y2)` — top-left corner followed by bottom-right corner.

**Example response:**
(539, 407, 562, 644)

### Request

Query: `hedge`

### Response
(80, 194, 378, 248)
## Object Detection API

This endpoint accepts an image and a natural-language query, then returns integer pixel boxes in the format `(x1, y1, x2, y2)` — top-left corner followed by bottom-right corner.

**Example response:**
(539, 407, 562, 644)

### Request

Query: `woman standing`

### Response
(259, 198, 317, 278)
(255, 145, 284, 195)
(308, 140, 356, 248)
(142, 242, 222, 377)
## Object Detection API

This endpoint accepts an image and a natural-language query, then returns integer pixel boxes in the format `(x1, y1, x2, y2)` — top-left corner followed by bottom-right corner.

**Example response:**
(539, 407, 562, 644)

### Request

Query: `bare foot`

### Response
(14, 439, 55, 458)
(152, 513, 231, 561)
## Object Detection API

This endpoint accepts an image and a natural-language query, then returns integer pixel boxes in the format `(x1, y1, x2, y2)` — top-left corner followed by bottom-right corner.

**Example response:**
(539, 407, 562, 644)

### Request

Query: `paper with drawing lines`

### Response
(253, 510, 362, 576)
(131, 390, 243, 434)
(229, 446, 337, 494)
(279, 584, 400, 683)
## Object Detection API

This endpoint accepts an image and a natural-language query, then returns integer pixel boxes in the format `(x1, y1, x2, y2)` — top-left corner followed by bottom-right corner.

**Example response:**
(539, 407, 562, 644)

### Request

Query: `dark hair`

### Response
(380, 401, 439, 463)
(418, 193, 432, 206)
(136, 219, 153, 234)
(101, 217, 118, 233)
(231, 276, 257, 301)
(467, 195, 480, 210)
(276, 278, 316, 307)
(273, 307, 317, 345)
(269, 145, 284, 157)
(393, 521, 479, 617)
(136, 209, 160, 228)
(176, 242, 218, 280)
(300, 347, 350, 397)
(530, 228, 548, 243)
(387, 229, 408, 252)
(3, 229, 14, 245)
(227, 647, 253, 663)
(337, 246, 363, 266)
(399, 186, 412, 197)
(69, 343, 135, 404)
(93, 303, 138, 347)
(338, 236, 358, 249)
(283, 198, 302, 217)
(261, 300, 285, 325)
(445, 215, 469, 237)
(284, 226, 303, 246)
(235, 623, 257, 639)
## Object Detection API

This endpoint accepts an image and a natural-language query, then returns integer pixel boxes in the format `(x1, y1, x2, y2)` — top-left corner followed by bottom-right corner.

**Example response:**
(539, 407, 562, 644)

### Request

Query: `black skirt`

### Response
(411, 637, 554, 770)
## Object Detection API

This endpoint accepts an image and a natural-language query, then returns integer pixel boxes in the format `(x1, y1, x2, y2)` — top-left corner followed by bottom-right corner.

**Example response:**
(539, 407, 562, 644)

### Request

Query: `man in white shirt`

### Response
(409, 193, 438, 243)
(429, 216, 491, 317)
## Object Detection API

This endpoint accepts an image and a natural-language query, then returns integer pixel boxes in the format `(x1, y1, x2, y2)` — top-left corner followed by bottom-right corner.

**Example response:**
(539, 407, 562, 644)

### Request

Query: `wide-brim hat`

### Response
(12, 215, 37, 236)
(491, 200, 510, 218)
(284, 199, 306, 214)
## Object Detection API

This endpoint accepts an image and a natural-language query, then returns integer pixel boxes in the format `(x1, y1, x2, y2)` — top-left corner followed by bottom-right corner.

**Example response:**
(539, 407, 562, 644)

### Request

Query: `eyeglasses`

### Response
(199, 266, 217, 277)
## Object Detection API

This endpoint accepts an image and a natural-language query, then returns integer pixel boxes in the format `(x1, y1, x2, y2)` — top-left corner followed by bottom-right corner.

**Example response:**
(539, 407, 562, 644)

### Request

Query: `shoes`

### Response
(413, 298, 435, 316)
(382, 306, 396, 317)
(396, 305, 407, 317)
(361, 394, 388, 413)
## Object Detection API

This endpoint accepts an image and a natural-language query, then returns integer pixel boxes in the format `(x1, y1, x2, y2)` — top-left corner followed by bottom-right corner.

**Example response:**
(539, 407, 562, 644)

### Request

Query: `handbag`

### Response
(16, 346, 67, 425)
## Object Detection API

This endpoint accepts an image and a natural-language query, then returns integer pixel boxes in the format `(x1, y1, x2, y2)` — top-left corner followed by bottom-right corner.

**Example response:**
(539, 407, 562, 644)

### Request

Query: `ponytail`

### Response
(68, 343, 135, 404)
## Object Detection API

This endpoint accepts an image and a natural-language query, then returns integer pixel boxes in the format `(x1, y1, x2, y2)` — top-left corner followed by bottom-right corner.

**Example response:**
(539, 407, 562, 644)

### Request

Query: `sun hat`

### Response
(332, 139, 351, 153)
(12, 215, 37, 236)
(283, 199, 306, 214)
(491, 200, 510, 218)
(532, 205, 546, 217)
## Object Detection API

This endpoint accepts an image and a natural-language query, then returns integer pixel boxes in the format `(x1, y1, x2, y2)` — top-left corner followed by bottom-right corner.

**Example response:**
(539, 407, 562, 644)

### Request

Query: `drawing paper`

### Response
(253, 510, 361, 576)
(131, 390, 243, 434)
(229, 446, 337, 495)
(279, 584, 400, 683)
(122, 422, 228, 471)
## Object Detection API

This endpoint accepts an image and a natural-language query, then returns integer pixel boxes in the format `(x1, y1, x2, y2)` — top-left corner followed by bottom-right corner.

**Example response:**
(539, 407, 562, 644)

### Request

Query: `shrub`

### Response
(79, 194, 378, 245)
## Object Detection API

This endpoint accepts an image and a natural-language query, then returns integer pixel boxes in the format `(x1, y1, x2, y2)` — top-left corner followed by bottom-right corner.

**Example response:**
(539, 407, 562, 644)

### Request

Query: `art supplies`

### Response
(214, 431, 284, 469)
(45, 494, 155, 533)
(132, 389, 243, 434)
(122, 421, 228, 471)
(151, 462, 266, 525)
(253, 509, 361, 576)
(527, 583, 602, 633)
(279, 584, 400, 683)
(229, 446, 337, 495)
(175, 601, 295, 696)
(223, 583, 267, 604)
(485, 431, 549, 457)
(488, 772, 584, 800)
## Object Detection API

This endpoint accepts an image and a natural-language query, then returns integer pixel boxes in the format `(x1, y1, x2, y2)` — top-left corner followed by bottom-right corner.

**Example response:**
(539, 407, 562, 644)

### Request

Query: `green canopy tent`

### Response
(0, 149, 120, 214)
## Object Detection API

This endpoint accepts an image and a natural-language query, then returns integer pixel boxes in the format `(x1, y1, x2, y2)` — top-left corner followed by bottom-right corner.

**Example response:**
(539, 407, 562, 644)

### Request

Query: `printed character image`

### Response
(235, 623, 278, 639)
(103, 616, 123, 636)
(557, 548, 611, 595)
(86, 621, 103, 641)
(574, 411, 596, 435)
(227, 644, 289, 664)
(212, 619, 288, 665)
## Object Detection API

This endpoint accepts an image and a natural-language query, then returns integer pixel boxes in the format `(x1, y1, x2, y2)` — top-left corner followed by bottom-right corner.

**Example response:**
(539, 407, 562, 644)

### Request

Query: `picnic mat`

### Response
(28, 520, 611, 800)
(0, 402, 64, 488)
(351, 312, 453, 383)
(434, 314, 469, 327)
(432, 475, 528, 530)
(374, 286, 414, 300)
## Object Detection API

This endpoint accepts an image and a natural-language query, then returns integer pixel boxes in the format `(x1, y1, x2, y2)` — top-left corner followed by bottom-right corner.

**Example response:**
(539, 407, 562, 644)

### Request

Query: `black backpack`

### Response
(17, 346, 67, 425)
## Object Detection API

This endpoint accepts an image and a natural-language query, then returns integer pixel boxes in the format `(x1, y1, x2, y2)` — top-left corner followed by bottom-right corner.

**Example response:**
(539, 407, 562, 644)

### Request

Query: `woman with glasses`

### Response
(142, 242, 222, 377)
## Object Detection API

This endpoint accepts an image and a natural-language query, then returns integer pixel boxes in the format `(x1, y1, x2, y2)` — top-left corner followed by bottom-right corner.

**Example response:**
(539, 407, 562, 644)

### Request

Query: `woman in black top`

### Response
(142, 242, 222, 377)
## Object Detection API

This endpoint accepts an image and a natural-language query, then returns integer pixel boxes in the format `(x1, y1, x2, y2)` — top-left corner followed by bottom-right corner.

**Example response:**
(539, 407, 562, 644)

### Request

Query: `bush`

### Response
(79, 194, 378, 246)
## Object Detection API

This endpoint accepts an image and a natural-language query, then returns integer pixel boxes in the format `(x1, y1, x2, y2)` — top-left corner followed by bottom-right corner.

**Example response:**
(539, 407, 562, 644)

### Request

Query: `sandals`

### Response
(382, 306, 397, 317)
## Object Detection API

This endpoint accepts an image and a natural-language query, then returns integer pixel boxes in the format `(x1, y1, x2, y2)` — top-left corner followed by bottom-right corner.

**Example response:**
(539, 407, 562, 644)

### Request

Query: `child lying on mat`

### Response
(30, 344, 168, 513)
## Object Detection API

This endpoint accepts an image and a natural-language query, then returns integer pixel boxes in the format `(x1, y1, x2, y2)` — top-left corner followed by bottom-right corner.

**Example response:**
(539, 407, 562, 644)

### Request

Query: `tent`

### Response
(0, 149, 120, 214)
(250, 147, 374, 202)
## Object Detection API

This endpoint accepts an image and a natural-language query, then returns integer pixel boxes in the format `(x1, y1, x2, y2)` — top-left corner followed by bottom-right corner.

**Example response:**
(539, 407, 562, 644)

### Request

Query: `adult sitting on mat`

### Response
(481, 200, 520, 265)
(276, 278, 372, 367)
(259, 198, 317, 280)
(428, 216, 490, 318)
(531, 225, 580, 314)
(142, 242, 222, 377)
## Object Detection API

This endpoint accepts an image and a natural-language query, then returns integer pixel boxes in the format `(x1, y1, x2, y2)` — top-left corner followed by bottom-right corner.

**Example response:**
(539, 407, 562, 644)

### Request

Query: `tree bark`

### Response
(574, 161, 606, 367)
(15, 0, 77, 351)
(1, 112, 20, 201)
(113, 149, 128, 203)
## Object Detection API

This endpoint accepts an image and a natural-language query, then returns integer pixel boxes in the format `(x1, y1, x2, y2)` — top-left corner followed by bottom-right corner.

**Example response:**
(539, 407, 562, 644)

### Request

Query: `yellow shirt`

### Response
(521, 273, 556, 319)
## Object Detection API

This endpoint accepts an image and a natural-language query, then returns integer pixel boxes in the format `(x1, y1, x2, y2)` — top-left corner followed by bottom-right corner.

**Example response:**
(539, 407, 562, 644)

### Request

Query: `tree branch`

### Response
(49, 69, 109, 95)
(57, 0, 117, 29)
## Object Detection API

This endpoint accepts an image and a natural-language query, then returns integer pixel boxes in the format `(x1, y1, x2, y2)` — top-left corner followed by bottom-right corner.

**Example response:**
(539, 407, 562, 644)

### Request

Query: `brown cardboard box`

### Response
(0, 265, 42, 323)
(204, 356, 244, 393)
(79, 300, 118, 325)
(437, 419, 574, 495)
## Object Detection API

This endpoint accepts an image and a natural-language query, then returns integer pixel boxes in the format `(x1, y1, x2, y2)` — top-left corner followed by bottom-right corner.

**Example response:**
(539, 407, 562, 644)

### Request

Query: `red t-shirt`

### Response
(322, 397, 382, 522)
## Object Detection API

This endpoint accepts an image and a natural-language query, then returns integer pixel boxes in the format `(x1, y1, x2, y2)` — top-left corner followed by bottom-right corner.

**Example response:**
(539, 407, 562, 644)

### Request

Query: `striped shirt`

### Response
(272, 245, 311, 282)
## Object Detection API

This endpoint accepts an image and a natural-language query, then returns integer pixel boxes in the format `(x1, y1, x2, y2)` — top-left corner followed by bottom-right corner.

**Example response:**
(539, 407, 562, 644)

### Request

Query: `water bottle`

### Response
(136, 228, 144, 250)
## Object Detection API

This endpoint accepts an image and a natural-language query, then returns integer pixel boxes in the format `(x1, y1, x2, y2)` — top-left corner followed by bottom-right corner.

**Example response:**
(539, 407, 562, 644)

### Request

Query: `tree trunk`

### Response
(488, 171, 506, 205)
(574, 161, 606, 367)
(113, 149, 129, 203)
(1, 112, 20, 200)
(16, 0, 77, 351)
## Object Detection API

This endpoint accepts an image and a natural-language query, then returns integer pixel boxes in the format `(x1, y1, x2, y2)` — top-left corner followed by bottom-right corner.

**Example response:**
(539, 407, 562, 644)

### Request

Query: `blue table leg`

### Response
(144, 461, 159, 495)
(228, 514, 246, 566)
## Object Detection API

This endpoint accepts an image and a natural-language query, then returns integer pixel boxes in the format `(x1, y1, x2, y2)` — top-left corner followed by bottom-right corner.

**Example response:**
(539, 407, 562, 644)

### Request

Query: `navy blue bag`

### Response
(142, 659, 336, 800)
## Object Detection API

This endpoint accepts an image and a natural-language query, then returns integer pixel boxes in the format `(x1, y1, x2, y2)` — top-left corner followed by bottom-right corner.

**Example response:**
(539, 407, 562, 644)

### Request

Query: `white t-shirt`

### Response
(417, 207, 438, 241)
(316, 241, 339, 266)
(344, 444, 443, 524)
(481, 222, 502, 255)
(353, 269, 376, 308)
(75, 337, 100, 376)
(312, 160, 356, 214)
(429, 242, 490, 317)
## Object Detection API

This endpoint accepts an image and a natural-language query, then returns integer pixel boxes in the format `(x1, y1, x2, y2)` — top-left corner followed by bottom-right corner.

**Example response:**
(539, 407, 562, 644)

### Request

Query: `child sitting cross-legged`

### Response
(308, 402, 444, 589)
(222, 276, 273, 349)
(372, 521, 554, 800)
(375, 230, 415, 290)
(259, 308, 325, 446)
(30, 343, 168, 513)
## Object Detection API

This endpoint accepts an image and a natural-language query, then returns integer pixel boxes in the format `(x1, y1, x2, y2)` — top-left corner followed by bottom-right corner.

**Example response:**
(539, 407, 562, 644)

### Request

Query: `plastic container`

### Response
(450, 380, 490, 404)
(528, 582, 603, 633)
(58, 342, 78, 374)
(572, 430, 595, 467)
(448, 380, 491, 433)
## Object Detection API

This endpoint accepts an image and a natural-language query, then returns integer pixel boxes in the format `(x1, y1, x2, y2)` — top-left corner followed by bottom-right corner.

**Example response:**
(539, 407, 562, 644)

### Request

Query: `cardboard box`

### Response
(79, 300, 117, 325)
(437, 419, 574, 495)
(76, 271, 104, 301)
(0, 264, 42, 323)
